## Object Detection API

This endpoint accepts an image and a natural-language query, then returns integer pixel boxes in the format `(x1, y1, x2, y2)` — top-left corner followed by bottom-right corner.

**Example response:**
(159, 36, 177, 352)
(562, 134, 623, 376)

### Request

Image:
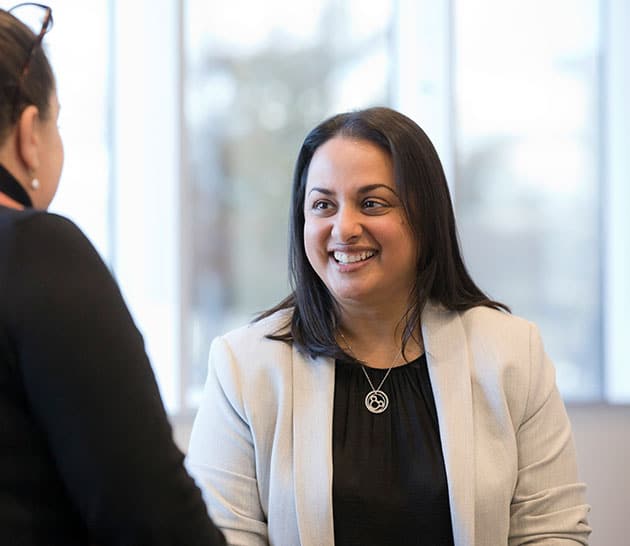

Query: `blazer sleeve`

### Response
(5, 212, 225, 546)
(186, 335, 269, 546)
(508, 323, 591, 545)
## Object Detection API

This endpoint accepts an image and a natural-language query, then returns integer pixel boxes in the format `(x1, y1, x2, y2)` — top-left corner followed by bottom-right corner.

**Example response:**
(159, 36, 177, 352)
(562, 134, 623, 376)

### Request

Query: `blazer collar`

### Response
(291, 301, 475, 546)
(292, 344, 336, 546)
(422, 301, 475, 546)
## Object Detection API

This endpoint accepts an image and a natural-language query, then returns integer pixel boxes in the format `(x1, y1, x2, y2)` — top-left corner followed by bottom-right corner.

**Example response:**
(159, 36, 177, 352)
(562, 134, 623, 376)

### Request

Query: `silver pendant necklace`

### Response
(338, 331, 402, 414)
(361, 366, 395, 414)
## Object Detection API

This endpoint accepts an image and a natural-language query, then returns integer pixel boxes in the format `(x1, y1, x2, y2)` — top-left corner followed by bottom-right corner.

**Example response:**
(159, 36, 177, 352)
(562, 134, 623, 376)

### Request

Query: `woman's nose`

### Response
(331, 205, 362, 242)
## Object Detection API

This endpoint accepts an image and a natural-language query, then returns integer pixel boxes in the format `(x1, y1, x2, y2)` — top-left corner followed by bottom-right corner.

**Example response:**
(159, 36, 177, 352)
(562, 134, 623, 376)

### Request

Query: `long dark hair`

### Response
(0, 8, 55, 145)
(257, 107, 508, 360)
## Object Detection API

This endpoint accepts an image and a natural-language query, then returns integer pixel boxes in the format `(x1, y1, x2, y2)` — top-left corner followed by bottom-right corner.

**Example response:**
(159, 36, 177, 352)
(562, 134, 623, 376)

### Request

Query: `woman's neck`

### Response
(337, 303, 423, 369)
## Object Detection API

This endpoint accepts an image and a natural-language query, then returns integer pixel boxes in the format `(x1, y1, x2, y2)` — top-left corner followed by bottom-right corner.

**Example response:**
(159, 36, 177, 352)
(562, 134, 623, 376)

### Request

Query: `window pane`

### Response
(183, 0, 394, 406)
(33, 0, 110, 259)
(454, 0, 602, 400)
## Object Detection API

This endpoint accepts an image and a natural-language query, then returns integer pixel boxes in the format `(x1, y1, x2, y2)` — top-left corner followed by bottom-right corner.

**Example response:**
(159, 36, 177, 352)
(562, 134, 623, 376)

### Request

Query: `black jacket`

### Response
(0, 165, 225, 546)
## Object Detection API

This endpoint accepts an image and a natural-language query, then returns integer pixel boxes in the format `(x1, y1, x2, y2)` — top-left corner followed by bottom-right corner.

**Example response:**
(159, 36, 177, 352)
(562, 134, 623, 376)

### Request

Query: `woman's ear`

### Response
(16, 105, 41, 174)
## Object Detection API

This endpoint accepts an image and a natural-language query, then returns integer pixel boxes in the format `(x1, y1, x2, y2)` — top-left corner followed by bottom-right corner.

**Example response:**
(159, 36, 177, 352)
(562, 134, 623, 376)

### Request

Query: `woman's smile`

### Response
(332, 249, 377, 265)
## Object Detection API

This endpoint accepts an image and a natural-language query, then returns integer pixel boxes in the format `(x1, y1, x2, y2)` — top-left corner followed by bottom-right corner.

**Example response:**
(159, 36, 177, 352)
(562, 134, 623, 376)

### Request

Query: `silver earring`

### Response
(31, 178, 40, 190)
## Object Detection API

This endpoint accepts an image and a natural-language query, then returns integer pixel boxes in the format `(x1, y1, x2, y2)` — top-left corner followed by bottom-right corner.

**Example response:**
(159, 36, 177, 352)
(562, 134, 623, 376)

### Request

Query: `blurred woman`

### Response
(0, 5, 224, 545)
(187, 107, 591, 545)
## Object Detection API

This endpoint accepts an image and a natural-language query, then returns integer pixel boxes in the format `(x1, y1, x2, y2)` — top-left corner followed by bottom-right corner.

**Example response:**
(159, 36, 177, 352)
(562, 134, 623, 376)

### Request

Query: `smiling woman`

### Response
(186, 107, 591, 546)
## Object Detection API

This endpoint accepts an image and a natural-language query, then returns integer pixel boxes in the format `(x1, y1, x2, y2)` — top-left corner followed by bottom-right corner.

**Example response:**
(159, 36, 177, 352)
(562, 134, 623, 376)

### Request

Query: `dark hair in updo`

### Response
(0, 8, 55, 144)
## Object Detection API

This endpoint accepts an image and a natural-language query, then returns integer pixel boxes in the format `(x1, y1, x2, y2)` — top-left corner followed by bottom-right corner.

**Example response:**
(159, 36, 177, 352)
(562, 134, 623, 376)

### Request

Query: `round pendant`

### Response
(364, 389, 389, 414)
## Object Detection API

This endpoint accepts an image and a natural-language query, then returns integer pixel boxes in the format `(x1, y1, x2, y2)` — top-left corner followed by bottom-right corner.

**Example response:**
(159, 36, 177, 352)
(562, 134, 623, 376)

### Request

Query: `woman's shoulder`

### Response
(0, 209, 102, 280)
(0, 209, 117, 319)
(209, 309, 296, 397)
(425, 301, 536, 344)
(455, 306, 551, 393)
(1, 208, 93, 249)
(449, 305, 544, 366)
(212, 308, 294, 367)
(223, 308, 293, 346)
(459, 304, 535, 338)
(1, 206, 73, 226)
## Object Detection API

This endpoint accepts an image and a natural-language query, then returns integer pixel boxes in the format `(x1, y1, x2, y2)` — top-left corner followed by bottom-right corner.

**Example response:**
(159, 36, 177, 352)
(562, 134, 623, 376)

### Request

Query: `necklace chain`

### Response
(338, 330, 402, 414)
(361, 365, 393, 394)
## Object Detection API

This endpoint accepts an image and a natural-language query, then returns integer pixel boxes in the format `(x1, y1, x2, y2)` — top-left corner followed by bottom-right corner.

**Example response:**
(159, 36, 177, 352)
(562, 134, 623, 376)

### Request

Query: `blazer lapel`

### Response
(292, 346, 336, 546)
(422, 302, 475, 546)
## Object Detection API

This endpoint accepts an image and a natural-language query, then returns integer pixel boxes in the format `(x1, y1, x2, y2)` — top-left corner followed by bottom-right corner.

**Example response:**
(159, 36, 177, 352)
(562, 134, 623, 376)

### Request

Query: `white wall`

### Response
(172, 406, 630, 545)
(567, 405, 630, 546)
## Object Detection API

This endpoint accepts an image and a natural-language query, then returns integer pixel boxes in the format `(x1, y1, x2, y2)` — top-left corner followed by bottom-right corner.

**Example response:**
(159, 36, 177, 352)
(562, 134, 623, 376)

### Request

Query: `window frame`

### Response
(394, 0, 629, 403)
(107, 0, 629, 410)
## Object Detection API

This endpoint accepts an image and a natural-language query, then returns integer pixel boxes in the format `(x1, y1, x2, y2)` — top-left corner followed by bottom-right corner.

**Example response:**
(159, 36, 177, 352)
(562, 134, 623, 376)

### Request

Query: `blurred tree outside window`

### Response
(183, 0, 394, 406)
(27, 0, 624, 408)
(182, 0, 608, 406)
(453, 0, 602, 400)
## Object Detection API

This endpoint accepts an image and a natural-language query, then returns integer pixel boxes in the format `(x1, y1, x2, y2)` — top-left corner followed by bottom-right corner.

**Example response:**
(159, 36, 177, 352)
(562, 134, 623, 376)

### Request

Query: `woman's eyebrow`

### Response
(357, 184, 398, 196)
(307, 187, 333, 196)
(307, 184, 397, 197)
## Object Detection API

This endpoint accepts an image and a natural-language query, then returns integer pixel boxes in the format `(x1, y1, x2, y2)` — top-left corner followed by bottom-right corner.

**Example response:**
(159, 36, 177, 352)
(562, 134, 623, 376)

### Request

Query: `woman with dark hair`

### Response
(0, 5, 225, 545)
(187, 107, 591, 545)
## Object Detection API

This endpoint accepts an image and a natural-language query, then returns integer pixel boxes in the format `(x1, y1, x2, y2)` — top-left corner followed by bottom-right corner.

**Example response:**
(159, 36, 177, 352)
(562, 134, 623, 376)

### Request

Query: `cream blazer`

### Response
(186, 303, 591, 546)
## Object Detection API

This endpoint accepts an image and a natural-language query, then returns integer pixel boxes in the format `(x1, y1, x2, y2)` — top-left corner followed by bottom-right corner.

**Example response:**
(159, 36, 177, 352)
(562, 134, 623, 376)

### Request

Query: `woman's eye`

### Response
(363, 199, 387, 209)
(313, 201, 331, 210)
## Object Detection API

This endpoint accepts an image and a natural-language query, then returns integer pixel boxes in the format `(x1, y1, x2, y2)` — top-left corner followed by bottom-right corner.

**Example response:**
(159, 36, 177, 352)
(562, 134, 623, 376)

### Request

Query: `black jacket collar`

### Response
(0, 164, 32, 208)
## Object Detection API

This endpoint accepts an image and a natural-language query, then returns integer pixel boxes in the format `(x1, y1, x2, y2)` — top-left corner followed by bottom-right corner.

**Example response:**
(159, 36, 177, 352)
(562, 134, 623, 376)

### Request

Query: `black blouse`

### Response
(332, 354, 454, 546)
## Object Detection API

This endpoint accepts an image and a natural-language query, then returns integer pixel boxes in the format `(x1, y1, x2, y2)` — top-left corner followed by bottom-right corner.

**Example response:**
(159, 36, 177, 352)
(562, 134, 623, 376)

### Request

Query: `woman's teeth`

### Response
(333, 250, 376, 264)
